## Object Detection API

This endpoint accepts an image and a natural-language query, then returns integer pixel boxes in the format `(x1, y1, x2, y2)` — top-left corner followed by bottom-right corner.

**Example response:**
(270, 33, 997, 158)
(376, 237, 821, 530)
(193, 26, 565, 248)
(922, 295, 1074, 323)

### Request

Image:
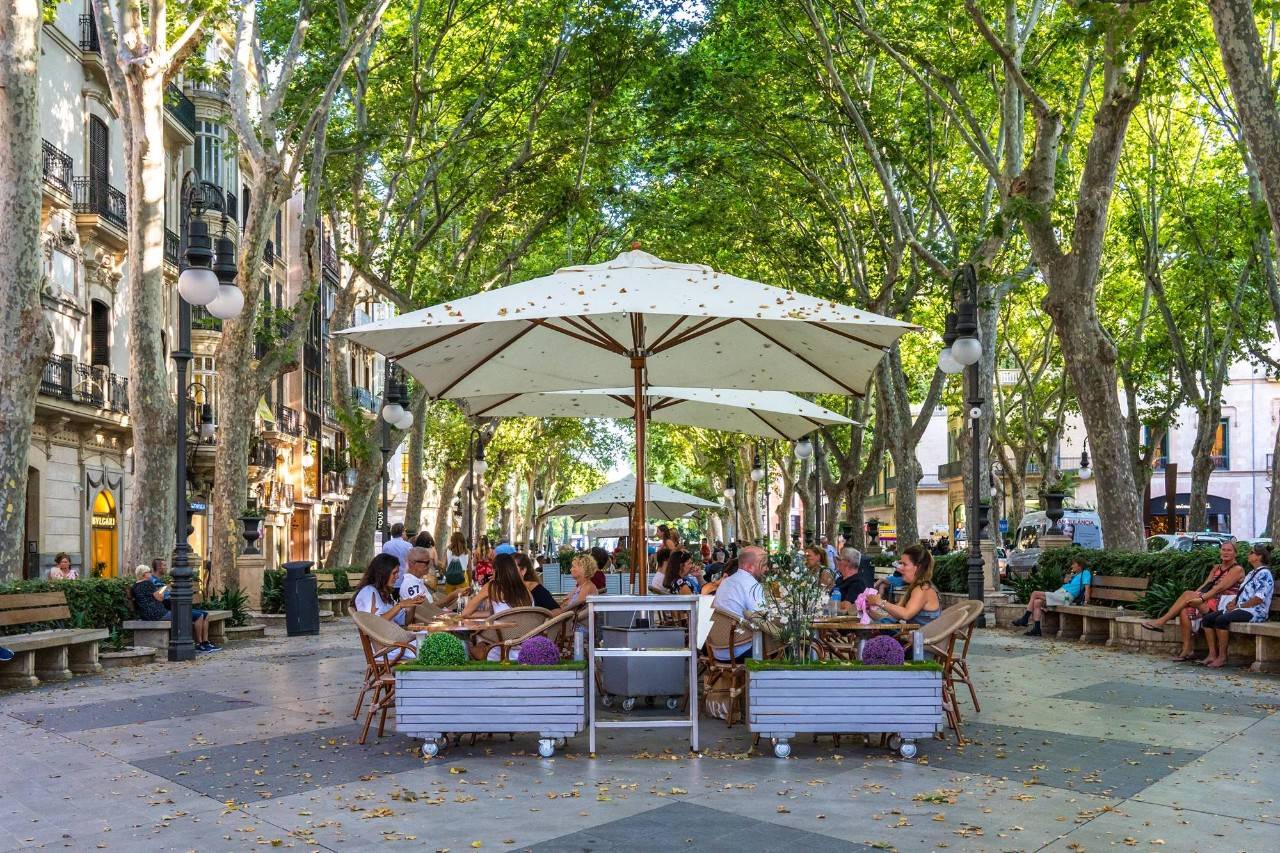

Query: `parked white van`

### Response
(1006, 509, 1104, 575)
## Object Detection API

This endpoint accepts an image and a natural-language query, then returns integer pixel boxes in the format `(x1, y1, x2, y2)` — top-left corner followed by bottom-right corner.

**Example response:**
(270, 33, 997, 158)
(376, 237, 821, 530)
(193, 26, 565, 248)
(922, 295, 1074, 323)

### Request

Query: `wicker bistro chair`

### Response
(469, 607, 552, 661)
(937, 600, 983, 717)
(351, 612, 419, 745)
(918, 602, 979, 743)
(702, 607, 754, 727)
(488, 611, 576, 662)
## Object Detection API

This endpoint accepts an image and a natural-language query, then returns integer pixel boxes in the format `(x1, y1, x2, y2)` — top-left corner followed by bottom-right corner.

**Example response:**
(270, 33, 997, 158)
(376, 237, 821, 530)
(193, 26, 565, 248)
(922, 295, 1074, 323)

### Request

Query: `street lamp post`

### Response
(172, 176, 242, 662)
(723, 470, 736, 549)
(938, 264, 986, 607)
(465, 427, 487, 547)
(793, 435, 817, 544)
(750, 444, 766, 548)
(379, 360, 414, 542)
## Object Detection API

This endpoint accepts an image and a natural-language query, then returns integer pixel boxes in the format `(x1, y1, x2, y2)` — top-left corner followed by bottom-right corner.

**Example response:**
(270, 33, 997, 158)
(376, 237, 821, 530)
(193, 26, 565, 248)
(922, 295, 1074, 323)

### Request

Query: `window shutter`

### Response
(90, 301, 110, 366)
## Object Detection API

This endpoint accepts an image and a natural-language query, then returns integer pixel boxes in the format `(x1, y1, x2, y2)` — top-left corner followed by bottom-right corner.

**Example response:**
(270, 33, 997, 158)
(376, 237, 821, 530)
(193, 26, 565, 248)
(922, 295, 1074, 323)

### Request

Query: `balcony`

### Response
(262, 480, 296, 513)
(73, 178, 127, 232)
(264, 239, 275, 265)
(191, 305, 222, 332)
(322, 400, 338, 425)
(352, 387, 376, 412)
(40, 355, 129, 415)
(79, 14, 99, 53)
(865, 492, 890, 509)
(322, 240, 339, 279)
(938, 460, 964, 481)
(276, 404, 302, 436)
(41, 140, 73, 197)
(164, 228, 180, 267)
(164, 84, 197, 138)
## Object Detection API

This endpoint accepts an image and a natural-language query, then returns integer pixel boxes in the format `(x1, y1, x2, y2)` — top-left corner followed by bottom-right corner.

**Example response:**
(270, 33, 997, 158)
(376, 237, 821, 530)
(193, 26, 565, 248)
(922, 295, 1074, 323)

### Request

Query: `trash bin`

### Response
(282, 560, 320, 636)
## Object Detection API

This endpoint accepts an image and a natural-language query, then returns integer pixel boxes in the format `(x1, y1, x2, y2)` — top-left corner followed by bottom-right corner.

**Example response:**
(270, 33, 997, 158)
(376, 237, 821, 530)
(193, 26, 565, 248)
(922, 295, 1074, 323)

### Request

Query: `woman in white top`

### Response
(352, 554, 425, 660)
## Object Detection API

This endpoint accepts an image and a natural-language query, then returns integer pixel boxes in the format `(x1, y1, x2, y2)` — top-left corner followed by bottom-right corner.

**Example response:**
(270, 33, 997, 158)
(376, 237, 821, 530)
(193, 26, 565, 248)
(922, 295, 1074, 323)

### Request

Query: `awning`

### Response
(1147, 493, 1231, 516)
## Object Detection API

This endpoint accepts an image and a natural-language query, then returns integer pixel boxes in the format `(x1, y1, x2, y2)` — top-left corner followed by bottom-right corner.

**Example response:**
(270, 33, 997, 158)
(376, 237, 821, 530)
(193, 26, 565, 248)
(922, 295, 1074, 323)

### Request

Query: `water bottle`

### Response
(912, 628, 925, 661)
(829, 589, 842, 617)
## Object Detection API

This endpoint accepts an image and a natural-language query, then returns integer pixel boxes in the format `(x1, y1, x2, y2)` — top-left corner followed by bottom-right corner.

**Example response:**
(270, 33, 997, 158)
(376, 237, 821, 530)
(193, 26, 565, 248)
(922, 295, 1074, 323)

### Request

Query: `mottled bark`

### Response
(0, 0, 53, 578)
(402, 394, 428, 531)
(327, 456, 380, 567)
(432, 466, 463, 551)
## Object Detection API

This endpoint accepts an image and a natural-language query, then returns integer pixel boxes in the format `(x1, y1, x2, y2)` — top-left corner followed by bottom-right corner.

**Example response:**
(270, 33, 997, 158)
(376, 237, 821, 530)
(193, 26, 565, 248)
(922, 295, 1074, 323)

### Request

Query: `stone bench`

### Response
(0, 593, 109, 689)
(1045, 575, 1149, 642)
(1230, 621, 1280, 673)
(318, 594, 351, 617)
(123, 609, 230, 650)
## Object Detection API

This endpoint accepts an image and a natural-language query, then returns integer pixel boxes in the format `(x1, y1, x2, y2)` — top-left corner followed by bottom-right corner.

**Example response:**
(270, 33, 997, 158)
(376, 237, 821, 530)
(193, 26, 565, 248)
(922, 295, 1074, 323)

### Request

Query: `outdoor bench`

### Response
(316, 574, 351, 617)
(1045, 575, 1149, 642)
(1229, 598, 1280, 673)
(122, 588, 229, 649)
(0, 592, 108, 688)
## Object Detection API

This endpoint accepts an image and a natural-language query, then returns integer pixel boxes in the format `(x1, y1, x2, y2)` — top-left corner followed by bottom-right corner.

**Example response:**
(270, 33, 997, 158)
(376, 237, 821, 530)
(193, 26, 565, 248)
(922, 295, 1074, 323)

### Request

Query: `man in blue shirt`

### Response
(1014, 559, 1092, 636)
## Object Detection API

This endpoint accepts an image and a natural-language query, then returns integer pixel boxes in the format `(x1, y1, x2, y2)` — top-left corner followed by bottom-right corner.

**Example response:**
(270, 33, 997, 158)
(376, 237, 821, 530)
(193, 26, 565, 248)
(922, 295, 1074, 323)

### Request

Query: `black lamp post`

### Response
(794, 435, 817, 544)
(378, 360, 413, 541)
(938, 263, 986, 606)
(750, 444, 766, 547)
(465, 427, 487, 547)
(723, 469, 737, 546)
(172, 175, 241, 662)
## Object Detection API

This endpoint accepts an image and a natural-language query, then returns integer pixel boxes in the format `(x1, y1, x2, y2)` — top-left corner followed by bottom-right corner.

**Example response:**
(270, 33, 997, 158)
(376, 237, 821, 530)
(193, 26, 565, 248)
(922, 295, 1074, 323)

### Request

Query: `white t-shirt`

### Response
(824, 544, 837, 570)
(710, 570, 762, 661)
(650, 570, 665, 590)
(444, 551, 471, 577)
(398, 572, 427, 603)
(354, 585, 406, 626)
(486, 600, 515, 661)
(382, 537, 413, 573)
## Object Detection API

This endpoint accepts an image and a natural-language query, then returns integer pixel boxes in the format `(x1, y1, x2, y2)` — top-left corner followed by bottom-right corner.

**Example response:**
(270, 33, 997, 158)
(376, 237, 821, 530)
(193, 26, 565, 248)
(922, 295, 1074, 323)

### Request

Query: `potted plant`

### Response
(395, 634, 586, 758)
(240, 504, 265, 554)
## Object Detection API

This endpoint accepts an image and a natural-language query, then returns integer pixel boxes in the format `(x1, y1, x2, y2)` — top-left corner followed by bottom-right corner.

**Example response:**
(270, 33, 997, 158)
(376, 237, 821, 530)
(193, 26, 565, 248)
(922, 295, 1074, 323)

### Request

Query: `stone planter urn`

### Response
(240, 515, 263, 555)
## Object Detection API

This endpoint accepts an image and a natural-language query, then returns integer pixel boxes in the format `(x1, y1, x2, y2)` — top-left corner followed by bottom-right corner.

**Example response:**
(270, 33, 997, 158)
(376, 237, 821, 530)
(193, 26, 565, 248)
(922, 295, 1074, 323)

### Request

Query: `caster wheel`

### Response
(538, 738, 555, 758)
(421, 740, 439, 758)
(887, 734, 902, 751)
(665, 697, 679, 711)
(773, 740, 791, 759)
(621, 697, 636, 712)
(899, 741, 918, 759)
(554, 737, 566, 749)
(601, 694, 614, 708)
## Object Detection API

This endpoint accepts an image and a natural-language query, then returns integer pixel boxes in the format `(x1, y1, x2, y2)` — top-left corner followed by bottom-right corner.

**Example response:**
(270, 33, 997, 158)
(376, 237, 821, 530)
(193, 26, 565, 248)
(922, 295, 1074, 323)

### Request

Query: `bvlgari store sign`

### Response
(91, 512, 117, 529)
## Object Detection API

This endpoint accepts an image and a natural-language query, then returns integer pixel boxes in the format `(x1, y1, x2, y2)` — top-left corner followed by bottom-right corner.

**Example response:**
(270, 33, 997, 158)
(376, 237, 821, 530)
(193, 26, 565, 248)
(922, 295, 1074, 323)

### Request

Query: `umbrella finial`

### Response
(630, 240, 642, 251)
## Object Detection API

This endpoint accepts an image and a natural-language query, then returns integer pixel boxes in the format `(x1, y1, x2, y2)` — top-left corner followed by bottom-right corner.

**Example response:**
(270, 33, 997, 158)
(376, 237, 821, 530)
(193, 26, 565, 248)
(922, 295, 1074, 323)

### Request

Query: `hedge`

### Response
(0, 577, 133, 636)
(260, 569, 285, 614)
(1037, 547, 1217, 591)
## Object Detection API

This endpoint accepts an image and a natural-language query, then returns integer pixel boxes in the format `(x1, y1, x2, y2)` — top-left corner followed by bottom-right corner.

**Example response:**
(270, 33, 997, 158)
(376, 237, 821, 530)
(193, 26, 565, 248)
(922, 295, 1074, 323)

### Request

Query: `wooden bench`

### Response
(316, 574, 351, 617)
(0, 592, 108, 688)
(1046, 575, 1149, 643)
(1229, 597, 1280, 673)
(121, 588, 230, 650)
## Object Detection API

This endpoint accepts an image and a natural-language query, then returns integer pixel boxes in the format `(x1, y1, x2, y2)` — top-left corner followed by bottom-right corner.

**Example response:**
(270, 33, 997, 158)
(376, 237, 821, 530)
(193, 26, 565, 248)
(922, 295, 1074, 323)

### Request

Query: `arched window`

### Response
(90, 299, 110, 366)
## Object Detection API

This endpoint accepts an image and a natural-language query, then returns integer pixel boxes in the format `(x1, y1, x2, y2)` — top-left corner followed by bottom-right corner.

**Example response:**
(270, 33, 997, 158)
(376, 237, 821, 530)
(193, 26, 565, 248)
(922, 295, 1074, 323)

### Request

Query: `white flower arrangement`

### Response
(748, 551, 829, 661)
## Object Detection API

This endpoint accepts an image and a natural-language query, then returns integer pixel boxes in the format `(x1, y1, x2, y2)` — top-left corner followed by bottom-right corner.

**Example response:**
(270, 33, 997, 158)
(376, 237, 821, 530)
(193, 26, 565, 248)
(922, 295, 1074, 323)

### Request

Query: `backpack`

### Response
(444, 556, 466, 587)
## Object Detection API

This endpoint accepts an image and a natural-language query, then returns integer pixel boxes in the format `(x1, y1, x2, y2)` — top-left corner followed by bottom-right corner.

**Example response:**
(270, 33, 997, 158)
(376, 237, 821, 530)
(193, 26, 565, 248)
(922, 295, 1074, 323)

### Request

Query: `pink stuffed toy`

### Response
(854, 589, 876, 625)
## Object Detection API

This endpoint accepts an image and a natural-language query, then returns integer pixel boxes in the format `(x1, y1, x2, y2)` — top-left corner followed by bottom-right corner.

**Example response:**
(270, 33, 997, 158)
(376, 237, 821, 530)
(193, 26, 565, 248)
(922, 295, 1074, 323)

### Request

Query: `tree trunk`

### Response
(327, 455, 380, 567)
(843, 484, 865, 550)
(777, 481, 793, 549)
(1185, 403, 1222, 533)
(122, 74, 176, 568)
(876, 354, 924, 550)
(358, 484, 379, 557)
(432, 466, 463, 549)
(0, 0, 53, 578)
(402, 393, 428, 531)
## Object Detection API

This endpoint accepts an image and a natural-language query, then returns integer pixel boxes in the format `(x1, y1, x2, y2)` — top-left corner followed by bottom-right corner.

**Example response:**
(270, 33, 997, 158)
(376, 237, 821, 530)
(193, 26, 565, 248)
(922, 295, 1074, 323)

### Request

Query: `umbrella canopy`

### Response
(541, 475, 719, 523)
(458, 387, 854, 442)
(340, 248, 913, 582)
(588, 519, 656, 539)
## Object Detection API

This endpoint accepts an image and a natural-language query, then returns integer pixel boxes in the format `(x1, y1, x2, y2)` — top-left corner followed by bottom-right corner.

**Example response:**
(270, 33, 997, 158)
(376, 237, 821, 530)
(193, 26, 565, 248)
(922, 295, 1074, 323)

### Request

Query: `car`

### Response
(1005, 509, 1104, 575)
(995, 546, 1009, 578)
(1147, 533, 1235, 553)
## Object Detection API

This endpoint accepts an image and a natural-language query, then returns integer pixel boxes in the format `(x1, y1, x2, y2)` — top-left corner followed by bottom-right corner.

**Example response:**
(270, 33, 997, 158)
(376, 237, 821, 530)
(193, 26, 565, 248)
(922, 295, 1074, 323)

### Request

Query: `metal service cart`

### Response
(587, 595, 700, 753)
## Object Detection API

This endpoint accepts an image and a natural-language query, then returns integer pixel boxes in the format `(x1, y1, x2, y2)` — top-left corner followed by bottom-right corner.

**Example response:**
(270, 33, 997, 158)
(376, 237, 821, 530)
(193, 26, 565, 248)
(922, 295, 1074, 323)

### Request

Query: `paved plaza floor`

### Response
(1, 624, 1277, 852)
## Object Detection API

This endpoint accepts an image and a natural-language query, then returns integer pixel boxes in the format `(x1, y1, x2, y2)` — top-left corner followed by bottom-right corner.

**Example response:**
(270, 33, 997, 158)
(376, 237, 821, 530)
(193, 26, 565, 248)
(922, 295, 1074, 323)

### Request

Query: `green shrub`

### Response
(557, 549, 578, 574)
(1134, 579, 1186, 619)
(0, 577, 133, 636)
(260, 569, 285, 614)
(930, 551, 969, 594)
(417, 632, 468, 666)
(1008, 565, 1064, 604)
(207, 587, 251, 627)
(1037, 547, 1216, 592)
(870, 552, 897, 568)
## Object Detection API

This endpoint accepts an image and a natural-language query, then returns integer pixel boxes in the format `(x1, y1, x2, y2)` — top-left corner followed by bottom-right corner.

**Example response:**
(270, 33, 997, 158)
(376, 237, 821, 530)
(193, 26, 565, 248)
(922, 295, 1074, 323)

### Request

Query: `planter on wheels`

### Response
(395, 663, 586, 758)
(747, 661, 943, 759)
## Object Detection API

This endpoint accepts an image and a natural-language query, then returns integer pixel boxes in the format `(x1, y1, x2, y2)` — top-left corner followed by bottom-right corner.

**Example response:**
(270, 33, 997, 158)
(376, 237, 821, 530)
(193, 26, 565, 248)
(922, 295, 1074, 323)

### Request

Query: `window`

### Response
(88, 116, 108, 187)
(1143, 426, 1169, 469)
(1210, 418, 1229, 470)
(194, 121, 237, 193)
(193, 355, 218, 424)
(90, 300, 110, 366)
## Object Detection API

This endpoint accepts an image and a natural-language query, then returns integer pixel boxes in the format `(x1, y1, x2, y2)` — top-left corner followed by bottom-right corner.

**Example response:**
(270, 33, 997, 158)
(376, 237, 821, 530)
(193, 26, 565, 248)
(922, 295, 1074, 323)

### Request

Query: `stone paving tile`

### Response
(965, 644, 1041, 659)
(920, 722, 1203, 798)
(1041, 798, 1274, 852)
(131, 722, 425, 800)
(8, 688, 255, 733)
(525, 801, 878, 852)
(1053, 679, 1277, 717)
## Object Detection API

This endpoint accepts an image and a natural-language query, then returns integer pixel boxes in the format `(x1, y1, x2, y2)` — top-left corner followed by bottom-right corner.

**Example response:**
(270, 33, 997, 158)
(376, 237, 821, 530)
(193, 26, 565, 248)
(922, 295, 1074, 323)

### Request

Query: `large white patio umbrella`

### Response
(541, 474, 719, 523)
(457, 387, 854, 442)
(339, 248, 914, 574)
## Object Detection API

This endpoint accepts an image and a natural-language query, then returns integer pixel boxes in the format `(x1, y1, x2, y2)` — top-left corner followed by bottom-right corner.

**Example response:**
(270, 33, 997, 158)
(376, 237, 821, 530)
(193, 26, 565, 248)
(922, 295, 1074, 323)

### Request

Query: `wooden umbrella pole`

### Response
(631, 355, 647, 595)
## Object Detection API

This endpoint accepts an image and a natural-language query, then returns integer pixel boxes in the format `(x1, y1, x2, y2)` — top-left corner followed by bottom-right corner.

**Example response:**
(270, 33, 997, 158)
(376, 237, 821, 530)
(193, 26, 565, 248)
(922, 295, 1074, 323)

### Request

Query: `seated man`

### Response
(1012, 558, 1092, 636)
(400, 546, 453, 618)
(832, 546, 866, 611)
(710, 546, 767, 660)
(135, 562, 218, 652)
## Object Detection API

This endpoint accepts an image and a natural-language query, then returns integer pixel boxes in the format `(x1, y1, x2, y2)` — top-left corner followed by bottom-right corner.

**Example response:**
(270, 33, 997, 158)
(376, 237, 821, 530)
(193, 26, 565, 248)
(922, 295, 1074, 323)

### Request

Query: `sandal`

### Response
(1170, 652, 1197, 662)
(1141, 621, 1163, 632)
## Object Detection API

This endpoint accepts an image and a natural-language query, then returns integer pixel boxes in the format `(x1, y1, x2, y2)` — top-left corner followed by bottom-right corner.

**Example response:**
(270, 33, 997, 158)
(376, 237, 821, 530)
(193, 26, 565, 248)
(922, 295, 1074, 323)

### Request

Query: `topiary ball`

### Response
(518, 636, 560, 666)
(861, 634, 905, 666)
(417, 632, 468, 666)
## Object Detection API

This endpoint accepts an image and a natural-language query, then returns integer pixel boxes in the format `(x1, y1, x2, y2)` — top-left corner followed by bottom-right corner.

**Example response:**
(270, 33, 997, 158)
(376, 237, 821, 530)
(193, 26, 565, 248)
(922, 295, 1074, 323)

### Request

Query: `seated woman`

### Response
(514, 552, 558, 609)
(135, 563, 218, 652)
(803, 545, 834, 589)
(863, 545, 941, 625)
(1200, 544, 1274, 668)
(552, 554, 599, 617)
(588, 546, 610, 591)
(352, 554, 426, 660)
(1141, 541, 1244, 661)
(460, 554, 534, 660)
(650, 547, 671, 592)
(663, 551, 697, 594)
(701, 557, 736, 596)
(1013, 557, 1093, 637)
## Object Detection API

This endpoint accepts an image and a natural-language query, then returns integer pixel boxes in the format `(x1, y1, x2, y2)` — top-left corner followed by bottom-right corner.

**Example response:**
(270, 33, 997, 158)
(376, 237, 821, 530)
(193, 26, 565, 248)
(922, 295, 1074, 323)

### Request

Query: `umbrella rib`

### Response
(473, 392, 522, 418)
(574, 315, 627, 352)
(607, 393, 634, 408)
(531, 317, 619, 352)
(647, 316, 688, 351)
(435, 323, 539, 398)
(651, 396, 682, 411)
(747, 407, 786, 440)
(806, 320, 891, 352)
(737, 319, 864, 398)
(651, 317, 735, 353)
(390, 324, 476, 362)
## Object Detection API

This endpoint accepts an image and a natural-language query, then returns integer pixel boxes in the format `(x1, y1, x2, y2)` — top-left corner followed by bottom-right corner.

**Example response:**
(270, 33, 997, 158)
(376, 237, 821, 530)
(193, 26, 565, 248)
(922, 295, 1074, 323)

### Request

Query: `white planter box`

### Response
(395, 667, 586, 757)
(748, 667, 943, 758)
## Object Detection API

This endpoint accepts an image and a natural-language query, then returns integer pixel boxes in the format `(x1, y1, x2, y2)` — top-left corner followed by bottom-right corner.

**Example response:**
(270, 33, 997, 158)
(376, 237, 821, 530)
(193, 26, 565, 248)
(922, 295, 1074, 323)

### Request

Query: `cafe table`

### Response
(811, 618, 925, 662)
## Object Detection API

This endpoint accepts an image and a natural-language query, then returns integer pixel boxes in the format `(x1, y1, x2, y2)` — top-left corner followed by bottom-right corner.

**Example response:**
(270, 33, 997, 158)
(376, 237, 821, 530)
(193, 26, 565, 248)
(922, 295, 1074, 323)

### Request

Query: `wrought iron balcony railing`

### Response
(164, 84, 198, 135)
(72, 178, 127, 229)
(39, 355, 129, 414)
(42, 140, 73, 194)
